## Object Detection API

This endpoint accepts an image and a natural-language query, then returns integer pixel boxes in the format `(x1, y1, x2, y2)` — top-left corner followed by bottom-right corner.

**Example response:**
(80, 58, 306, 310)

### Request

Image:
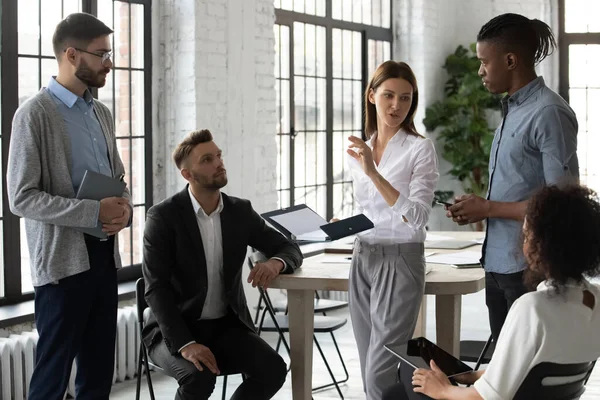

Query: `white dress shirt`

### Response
(189, 187, 228, 320)
(348, 129, 439, 245)
(179, 188, 288, 353)
(474, 279, 600, 400)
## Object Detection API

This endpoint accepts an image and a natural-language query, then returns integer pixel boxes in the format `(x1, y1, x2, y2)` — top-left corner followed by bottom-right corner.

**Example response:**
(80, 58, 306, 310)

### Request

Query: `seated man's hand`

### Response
(412, 360, 452, 398)
(247, 259, 284, 289)
(180, 343, 220, 375)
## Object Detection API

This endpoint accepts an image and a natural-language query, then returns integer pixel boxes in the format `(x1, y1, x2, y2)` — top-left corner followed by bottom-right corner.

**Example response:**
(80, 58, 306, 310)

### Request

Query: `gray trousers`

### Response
(349, 240, 426, 400)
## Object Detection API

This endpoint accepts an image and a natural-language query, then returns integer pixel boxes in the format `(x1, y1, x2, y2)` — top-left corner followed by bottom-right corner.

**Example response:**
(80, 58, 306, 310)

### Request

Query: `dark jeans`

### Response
(28, 236, 117, 400)
(148, 312, 287, 400)
(485, 270, 530, 341)
(382, 362, 432, 400)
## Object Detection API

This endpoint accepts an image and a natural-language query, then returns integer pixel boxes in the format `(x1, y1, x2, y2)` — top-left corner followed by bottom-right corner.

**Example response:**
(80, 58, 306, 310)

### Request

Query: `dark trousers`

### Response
(382, 362, 432, 400)
(485, 270, 529, 341)
(28, 236, 117, 400)
(148, 312, 287, 400)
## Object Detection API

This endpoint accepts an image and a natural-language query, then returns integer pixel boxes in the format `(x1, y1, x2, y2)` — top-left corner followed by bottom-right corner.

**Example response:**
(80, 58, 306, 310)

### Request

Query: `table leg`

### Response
(287, 289, 314, 400)
(435, 294, 461, 356)
(413, 295, 427, 338)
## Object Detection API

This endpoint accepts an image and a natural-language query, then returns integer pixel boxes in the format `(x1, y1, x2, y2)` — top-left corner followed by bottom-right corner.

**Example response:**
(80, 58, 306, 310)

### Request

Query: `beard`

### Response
(192, 170, 228, 191)
(75, 58, 109, 88)
(523, 266, 546, 291)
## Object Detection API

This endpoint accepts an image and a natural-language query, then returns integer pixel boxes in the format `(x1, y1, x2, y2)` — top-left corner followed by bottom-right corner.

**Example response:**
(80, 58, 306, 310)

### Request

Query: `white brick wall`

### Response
(152, 0, 278, 216)
(393, 0, 558, 230)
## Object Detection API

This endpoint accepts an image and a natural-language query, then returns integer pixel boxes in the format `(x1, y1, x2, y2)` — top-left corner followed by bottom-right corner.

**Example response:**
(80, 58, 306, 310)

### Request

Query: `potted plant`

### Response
(423, 44, 502, 231)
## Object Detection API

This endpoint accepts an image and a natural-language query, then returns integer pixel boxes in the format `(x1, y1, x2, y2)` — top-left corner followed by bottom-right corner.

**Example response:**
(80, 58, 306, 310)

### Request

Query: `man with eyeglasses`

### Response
(7, 13, 131, 400)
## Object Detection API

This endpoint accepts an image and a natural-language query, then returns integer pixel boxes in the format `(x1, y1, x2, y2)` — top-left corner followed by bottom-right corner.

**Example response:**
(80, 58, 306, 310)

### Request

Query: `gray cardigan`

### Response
(7, 89, 131, 286)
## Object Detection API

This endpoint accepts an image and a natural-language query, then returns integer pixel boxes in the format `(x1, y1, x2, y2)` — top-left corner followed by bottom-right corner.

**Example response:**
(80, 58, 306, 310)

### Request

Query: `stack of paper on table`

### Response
(426, 251, 481, 268)
(321, 252, 436, 274)
(425, 240, 479, 250)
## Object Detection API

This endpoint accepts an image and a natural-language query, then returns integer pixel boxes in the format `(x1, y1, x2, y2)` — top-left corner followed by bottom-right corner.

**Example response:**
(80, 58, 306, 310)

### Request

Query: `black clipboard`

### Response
(320, 214, 374, 240)
(261, 204, 373, 242)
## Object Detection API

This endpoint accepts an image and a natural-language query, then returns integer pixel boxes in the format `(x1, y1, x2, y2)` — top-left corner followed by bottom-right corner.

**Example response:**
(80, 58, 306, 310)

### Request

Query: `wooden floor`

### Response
(110, 289, 600, 399)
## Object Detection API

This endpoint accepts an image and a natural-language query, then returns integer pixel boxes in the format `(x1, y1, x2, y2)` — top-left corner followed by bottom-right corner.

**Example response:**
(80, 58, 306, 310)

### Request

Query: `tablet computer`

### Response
(261, 204, 373, 242)
(319, 214, 374, 241)
(385, 337, 473, 378)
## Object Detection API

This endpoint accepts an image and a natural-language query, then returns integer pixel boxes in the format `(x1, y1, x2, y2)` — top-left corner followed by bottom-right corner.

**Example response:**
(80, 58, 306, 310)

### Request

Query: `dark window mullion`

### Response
(314, 26, 318, 194)
(325, 23, 333, 220)
(143, 0, 153, 209)
(289, 23, 295, 205)
(2, 0, 24, 299)
(38, 0, 42, 90)
(303, 24, 308, 207)
(111, 3, 116, 119)
(128, 1, 134, 267)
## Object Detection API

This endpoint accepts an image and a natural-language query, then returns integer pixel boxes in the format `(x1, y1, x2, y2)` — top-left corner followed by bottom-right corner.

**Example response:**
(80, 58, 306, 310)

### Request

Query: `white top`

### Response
(348, 129, 439, 244)
(474, 279, 600, 400)
(188, 187, 228, 320)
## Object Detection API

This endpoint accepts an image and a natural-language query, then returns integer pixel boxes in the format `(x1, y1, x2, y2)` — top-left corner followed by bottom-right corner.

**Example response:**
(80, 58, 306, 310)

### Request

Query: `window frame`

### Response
(0, 0, 153, 305)
(558, 0, 600, 101)
(558, 0, 600, 193)
(275, 1, 393, 220)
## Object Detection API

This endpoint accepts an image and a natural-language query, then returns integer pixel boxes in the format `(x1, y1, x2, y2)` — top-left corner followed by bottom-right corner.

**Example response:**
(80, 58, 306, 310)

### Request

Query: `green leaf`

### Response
(423, 43, 499, 197)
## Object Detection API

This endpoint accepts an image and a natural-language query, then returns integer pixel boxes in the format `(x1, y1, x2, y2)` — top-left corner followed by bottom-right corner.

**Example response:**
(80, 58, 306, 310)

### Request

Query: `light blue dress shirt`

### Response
(46, 77, 113, 194)
(483, 77, 579, 274)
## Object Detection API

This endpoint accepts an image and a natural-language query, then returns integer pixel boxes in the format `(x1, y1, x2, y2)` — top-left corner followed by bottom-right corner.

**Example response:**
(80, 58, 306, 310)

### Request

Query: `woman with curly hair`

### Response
(384, 184, 600, 400)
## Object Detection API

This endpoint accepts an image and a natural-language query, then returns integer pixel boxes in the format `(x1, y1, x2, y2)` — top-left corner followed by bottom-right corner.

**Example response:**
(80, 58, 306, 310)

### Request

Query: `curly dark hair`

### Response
(524, 185, 600, 290)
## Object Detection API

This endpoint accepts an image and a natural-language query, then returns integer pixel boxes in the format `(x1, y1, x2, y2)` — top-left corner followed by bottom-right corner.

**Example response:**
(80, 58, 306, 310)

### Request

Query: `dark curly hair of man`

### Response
(523, 185, 600, 291)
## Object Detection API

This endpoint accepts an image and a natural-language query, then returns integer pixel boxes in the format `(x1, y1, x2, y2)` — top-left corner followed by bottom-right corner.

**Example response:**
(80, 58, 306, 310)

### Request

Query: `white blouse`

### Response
(348, 129, 439, 245)
(474, 279, 600, 400)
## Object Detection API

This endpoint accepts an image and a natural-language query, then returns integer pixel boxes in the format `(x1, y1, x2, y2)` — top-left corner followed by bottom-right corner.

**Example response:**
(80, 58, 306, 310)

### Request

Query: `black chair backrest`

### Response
(135, 278, 148, 326)
(513, 361, 596, 400)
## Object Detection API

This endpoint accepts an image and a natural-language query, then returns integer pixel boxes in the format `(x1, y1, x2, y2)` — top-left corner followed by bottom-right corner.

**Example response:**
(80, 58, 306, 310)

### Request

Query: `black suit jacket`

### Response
(141, 187, 303, 355)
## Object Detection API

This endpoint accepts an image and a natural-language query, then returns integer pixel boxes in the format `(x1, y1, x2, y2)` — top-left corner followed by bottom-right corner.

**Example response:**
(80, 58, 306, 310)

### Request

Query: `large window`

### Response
(274, 0, 392, 221)
(559, 0, 600, 192)
(0, 0, 152, 303)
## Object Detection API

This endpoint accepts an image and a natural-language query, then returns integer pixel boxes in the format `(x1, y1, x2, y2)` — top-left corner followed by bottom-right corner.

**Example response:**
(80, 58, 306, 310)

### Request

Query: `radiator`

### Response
(0, 306, 142, 400)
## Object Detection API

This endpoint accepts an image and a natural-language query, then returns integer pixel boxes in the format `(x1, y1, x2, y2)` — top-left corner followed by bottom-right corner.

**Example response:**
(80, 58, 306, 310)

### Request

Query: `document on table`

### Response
(426, 251, 481, 268)
(425, 234, 452, 241)
(321, 255, 352, 264)
(321, 252, 436, 264)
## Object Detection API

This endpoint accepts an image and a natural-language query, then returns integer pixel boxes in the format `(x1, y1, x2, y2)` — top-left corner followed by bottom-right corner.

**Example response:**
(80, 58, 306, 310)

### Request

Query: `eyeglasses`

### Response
(68, 47, 113, 64)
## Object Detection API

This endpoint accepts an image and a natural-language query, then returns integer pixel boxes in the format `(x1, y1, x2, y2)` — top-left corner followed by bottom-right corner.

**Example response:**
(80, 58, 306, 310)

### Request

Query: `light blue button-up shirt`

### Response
(483, 77, 579, 274)
(46, 78, 113, 194)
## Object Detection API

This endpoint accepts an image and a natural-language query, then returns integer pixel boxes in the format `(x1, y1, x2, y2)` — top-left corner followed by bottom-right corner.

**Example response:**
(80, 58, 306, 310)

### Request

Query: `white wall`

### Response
(152, 0, 278, 213)
(393, 0, 558, 231)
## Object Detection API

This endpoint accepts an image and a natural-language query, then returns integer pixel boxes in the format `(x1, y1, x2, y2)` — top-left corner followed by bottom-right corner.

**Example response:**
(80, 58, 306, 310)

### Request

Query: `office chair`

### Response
(253, 290, 348, 324)
(248, 252, 350, 399)
(391, 360, 596, 400)
(134, 278, 242, 400)
(460, 334, 495, 371)
(512, 361, 596, 400)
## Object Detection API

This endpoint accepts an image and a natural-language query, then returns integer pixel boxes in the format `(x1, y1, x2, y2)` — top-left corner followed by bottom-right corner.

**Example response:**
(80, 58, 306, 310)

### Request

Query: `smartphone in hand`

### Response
(436, 200, 453, 207)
